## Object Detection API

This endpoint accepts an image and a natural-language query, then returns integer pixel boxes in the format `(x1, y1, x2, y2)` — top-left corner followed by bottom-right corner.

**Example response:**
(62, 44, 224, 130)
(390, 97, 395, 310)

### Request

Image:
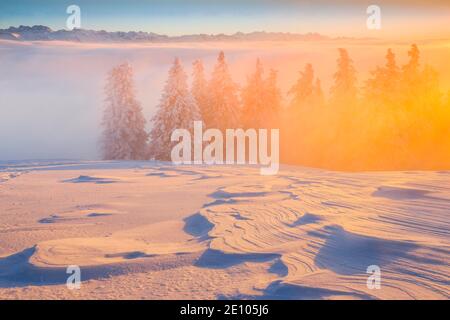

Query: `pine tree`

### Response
(327, 49, 359, 168)
(363, 49, 403, 168)
(365, 48, 399, 105)
(191, 59, 209, 122)
(288, 63, 315, 108)
(330, 48, 357, 105)
(263, 69, 282, 125)
(241, 61, 282, 128)
(101, 62, 148, 160)
(149, 58, 200, 160)
(206, 51, 240, 130)
(241, 59, 265, 128)
(400, 44, 441, 111)
(403, 44, 420, 80)
(283, 63, 322, 165)
(385, 48, 399, 81)
(400, 44, 421, 108)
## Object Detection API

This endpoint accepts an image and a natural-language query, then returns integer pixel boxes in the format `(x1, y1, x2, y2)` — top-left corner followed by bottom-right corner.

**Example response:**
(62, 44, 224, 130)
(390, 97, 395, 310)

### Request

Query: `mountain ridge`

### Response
(0, 25, 344, 43)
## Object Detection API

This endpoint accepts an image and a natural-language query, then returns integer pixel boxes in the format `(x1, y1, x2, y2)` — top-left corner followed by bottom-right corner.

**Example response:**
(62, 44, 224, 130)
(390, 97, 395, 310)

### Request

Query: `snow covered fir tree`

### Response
(149, 58, 200, 160)
(191, 59, 209, 122)
(101, 62, 148, 160)
(204, 51, 241, 130)
(241, 59, 282, 128)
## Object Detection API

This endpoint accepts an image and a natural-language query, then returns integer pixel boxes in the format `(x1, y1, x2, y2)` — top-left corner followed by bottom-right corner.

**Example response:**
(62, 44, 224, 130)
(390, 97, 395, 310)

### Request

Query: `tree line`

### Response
(101, 45, 450, 170)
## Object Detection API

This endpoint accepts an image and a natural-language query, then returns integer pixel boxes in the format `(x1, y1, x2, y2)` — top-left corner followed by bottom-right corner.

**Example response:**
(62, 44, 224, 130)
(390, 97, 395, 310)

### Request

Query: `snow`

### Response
(149, 58, 200, 160)
(0, 160, 448, 299)
(101, 63, 148, 160)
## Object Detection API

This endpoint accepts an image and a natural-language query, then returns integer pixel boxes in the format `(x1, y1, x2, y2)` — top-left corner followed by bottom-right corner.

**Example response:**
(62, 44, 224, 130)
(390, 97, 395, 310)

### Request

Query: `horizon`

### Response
(0, 24, 343, 40)
(1, 0, 450, 40)
(3, 24, 450, 45)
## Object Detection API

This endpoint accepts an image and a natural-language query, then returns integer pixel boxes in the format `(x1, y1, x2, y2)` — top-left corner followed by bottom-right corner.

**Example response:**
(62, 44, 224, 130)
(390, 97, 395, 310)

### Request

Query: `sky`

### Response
(1, 0, 449, 38)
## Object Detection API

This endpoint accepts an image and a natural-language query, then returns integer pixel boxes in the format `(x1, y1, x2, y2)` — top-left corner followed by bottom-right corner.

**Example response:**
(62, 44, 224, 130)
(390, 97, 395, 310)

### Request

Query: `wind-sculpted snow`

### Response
(62, 175, 121, 184)
(0, 161, 448, 299)
(0, 171, 25, 183)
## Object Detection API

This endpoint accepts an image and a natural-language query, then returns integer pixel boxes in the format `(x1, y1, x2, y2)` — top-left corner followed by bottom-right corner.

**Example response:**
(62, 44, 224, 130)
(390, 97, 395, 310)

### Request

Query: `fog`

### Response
(1, 39, 448, 160)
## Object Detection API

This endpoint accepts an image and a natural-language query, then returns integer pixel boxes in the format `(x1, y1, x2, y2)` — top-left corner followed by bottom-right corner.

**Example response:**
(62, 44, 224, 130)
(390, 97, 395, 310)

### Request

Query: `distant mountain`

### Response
(0, 25, 330, 43)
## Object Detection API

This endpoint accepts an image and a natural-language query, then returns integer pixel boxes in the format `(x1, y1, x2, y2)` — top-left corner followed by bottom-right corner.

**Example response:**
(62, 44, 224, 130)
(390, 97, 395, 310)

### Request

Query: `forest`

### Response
(101, 44, 450, 171)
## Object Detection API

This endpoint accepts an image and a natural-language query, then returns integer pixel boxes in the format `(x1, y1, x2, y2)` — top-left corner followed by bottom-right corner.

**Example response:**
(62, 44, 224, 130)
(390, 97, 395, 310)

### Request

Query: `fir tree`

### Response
(365, 48, 399, 105)
(241, 59, 266, 128)
(191, 59, 209, 123)
(288, 63, 323, 110)
(288, 63, 315, 108)
(385, 48, 399, 81)
(206, 51, 240, 130)
(101, 62, 148, 160)
(403, 44, 420, 80)
(149, 58, 200, 160)
(330, 48, 358, 105)
(263, 68, 283, 125)
(241, 61, 282, 128)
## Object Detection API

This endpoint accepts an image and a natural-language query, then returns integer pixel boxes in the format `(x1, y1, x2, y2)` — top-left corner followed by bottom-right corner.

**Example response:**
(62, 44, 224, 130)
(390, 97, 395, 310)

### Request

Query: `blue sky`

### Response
(0, 0, 449, 37)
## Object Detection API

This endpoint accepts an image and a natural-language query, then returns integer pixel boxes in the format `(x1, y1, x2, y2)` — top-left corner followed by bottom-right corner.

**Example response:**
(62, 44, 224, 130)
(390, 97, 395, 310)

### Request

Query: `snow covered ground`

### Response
(0, 161, 448, 299)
